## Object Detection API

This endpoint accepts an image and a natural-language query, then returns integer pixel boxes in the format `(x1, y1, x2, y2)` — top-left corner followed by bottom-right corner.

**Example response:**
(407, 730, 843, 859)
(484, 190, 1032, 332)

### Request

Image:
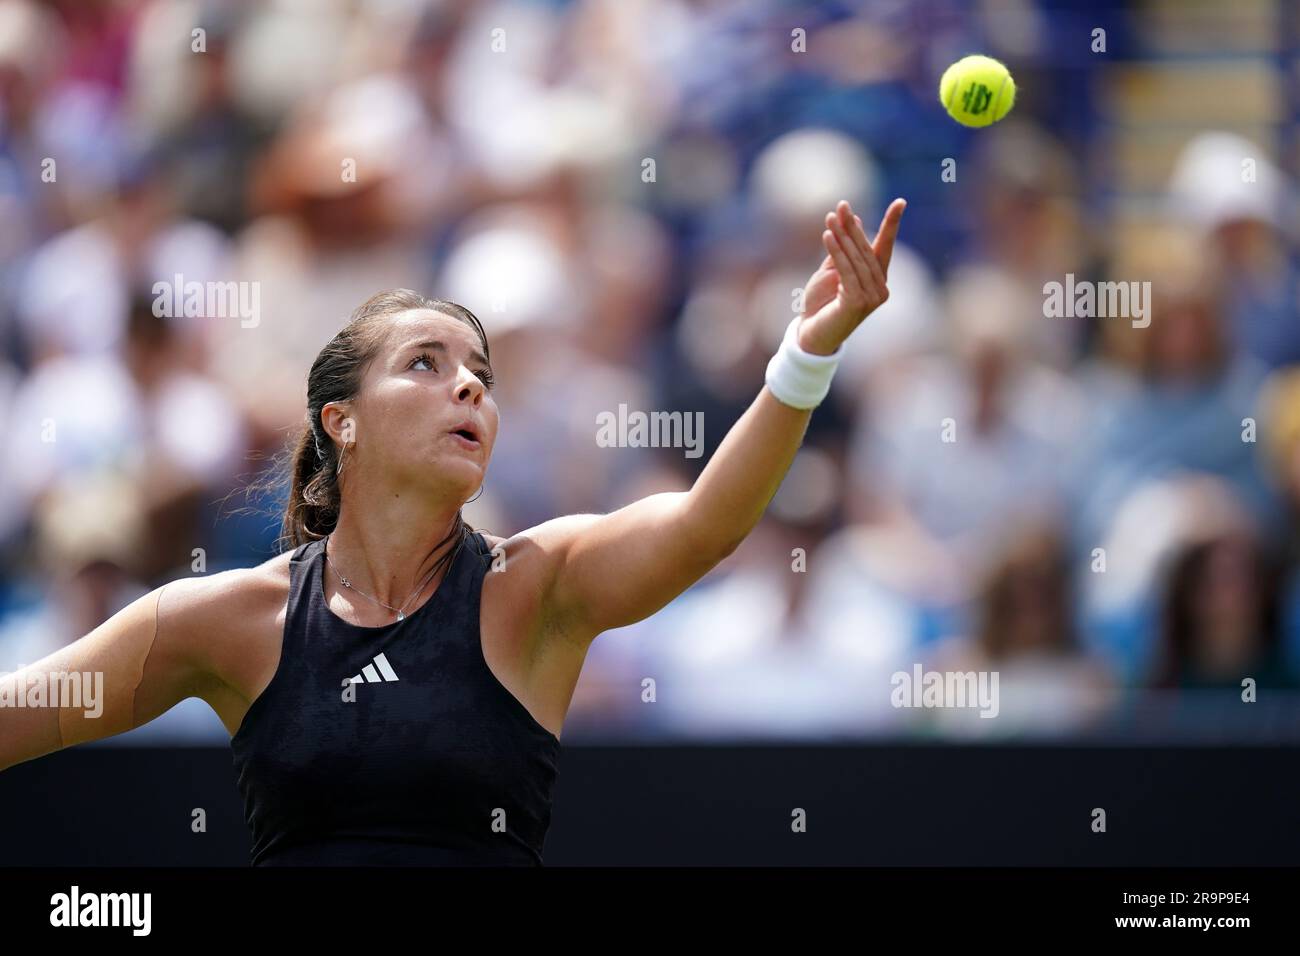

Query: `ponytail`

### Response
(282, 418, 342, 547)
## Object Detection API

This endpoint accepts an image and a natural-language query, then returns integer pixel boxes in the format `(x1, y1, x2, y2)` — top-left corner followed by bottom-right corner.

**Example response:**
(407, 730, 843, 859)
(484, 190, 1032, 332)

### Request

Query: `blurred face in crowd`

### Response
(1189, 536, 1259, 672)
(1212, 217, 1284, 275)
(1001, 561, 1066, 654)
(335, 310, 498, 505)
(965, 339, 1010, 432)
(1145, 288, 1224, 380)
(979, 530, 1074, 659)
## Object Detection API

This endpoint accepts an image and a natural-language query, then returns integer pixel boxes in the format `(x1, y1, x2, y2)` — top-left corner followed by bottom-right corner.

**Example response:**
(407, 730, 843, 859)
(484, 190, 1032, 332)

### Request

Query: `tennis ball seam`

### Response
(943, 71, 960, 113)
(987, 70, 1010, 127)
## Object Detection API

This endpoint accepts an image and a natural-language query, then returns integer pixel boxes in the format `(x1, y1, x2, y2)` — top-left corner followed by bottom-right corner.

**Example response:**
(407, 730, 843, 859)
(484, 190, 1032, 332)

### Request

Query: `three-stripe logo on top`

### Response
(345, 652, 400, 684)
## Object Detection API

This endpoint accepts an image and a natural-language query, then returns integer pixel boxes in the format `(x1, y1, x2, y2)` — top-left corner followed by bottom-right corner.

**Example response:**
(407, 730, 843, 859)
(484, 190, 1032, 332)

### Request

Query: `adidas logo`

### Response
(345, 652, 400, 684)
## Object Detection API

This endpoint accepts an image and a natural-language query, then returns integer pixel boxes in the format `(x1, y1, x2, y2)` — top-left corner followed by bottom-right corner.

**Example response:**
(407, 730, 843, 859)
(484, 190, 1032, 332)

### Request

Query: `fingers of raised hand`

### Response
(826, 211, 886, 311)
(872, 199, 906, 276)
(840, 203, 889, 289)
(821, 227, 858, 300)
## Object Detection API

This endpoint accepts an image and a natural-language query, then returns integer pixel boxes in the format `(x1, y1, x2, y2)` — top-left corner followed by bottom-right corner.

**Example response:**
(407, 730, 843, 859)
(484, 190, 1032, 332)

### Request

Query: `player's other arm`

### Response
(0, 571, 254, 772)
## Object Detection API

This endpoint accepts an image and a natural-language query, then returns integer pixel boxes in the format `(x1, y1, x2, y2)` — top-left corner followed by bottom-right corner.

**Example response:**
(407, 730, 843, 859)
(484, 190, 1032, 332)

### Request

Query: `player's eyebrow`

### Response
(407, 339, 489, 369)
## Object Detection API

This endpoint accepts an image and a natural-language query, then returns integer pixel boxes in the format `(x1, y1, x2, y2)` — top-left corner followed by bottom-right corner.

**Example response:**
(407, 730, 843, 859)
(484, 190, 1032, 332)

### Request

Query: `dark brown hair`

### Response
(281, 289, 490, 549)
(1153, 531, 1284, 688)
(975, 522, 1077, 660)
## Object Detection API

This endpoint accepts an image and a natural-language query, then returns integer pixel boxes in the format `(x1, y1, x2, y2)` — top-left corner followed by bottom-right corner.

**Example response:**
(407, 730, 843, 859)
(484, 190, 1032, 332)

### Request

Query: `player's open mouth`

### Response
(449, 423, 480, 448)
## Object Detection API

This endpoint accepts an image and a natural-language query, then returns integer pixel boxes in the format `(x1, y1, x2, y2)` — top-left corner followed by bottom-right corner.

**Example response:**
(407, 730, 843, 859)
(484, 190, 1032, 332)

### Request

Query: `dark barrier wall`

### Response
(0, 745, 1295, 866)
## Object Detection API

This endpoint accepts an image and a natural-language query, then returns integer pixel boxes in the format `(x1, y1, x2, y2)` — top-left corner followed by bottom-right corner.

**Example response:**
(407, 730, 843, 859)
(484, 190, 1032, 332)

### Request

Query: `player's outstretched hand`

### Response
(797, 198, 906, 355)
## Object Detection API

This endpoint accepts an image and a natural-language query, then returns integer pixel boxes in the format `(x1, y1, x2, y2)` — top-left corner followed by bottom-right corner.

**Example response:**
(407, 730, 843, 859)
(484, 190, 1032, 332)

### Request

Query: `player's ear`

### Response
(321, 402, 355, 446)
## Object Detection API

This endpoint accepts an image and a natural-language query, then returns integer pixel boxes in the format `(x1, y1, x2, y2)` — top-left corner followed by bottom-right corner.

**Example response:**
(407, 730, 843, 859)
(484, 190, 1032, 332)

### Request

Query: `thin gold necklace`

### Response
(323, 528, 460, 621)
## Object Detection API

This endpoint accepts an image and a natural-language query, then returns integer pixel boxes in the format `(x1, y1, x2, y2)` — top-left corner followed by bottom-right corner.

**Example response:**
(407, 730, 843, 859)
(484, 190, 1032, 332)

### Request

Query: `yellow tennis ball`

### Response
(939, 55, 1016, 127)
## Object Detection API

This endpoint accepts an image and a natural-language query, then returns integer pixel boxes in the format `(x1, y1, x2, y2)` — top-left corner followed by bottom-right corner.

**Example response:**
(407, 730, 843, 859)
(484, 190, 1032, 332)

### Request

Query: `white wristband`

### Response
(764, 317, 843, 409)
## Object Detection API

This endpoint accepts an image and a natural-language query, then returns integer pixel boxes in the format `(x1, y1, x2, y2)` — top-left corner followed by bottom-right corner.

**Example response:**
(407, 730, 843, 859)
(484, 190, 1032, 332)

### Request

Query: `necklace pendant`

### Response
(396, 611, 405, 622)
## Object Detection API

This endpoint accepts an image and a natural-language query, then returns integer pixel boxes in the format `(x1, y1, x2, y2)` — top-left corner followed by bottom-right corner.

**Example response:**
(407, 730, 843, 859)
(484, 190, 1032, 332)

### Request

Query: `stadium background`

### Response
(0, 0, 1298, 798)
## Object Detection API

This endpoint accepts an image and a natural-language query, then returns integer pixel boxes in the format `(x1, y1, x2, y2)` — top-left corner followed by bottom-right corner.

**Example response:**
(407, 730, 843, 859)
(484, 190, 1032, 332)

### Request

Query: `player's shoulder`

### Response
(477, 514, 602, 562)
(156, 548, 296, 630)
(486, 514, 603, 545)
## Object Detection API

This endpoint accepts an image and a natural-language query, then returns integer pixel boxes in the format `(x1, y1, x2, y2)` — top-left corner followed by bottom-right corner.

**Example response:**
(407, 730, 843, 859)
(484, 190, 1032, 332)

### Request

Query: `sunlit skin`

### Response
(318, 311, 501, 617)
(0, 198, 904, 766)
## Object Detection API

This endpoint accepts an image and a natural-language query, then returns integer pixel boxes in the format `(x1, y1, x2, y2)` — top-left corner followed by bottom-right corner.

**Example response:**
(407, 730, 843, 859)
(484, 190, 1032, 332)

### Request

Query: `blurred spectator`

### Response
(128, 1, 272, 235)
(1080, 475, 1260, 682)
(16, 148, 230, 363)
(848, 262, 1083, 594)
(626, 448, 912, 739)
(1256, 367, 1300, 671)
(0, 0, 66, 287)
(1167, 131, 1300, 369)
(1068, 230, 1282, 557)
(923, 522, 1115, 737)
(9, 297, 246, 578)
(0, 473, 147, 671)
(1153, 529, 1295, 691)
(961, 119, 1096, 367)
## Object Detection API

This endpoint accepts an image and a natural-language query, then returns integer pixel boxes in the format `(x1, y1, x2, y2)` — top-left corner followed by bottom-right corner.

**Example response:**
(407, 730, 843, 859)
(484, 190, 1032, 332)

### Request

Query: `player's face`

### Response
(351, 309, 498, 498)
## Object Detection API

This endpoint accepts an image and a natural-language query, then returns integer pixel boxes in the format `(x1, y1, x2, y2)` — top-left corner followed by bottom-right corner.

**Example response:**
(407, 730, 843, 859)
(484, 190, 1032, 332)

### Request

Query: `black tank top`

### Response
(230, 530, 561, 866)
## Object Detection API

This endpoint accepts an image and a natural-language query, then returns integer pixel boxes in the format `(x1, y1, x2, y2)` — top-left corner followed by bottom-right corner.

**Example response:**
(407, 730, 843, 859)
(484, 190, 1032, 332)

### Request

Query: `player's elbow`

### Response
(677, 499, 748, 565)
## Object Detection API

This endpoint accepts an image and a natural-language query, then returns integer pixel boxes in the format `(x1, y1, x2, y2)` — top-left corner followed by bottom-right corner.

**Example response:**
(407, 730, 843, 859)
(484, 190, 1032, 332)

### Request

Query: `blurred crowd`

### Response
(0, 0, 1298, 742)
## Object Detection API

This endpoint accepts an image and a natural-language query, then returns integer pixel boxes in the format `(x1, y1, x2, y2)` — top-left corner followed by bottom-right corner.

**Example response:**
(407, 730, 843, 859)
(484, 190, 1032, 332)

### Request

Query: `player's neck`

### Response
(327, 497, 464, 606)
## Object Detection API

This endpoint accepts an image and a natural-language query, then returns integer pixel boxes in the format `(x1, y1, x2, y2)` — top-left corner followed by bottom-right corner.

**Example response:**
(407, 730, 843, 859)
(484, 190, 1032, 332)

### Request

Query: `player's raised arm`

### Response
(0, 574, 241, 772)
(531, 198, 906, 640)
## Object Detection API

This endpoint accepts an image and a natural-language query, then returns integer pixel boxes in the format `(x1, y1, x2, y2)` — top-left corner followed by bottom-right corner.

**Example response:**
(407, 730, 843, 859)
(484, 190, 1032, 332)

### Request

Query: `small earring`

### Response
(466, 485, 484, 504)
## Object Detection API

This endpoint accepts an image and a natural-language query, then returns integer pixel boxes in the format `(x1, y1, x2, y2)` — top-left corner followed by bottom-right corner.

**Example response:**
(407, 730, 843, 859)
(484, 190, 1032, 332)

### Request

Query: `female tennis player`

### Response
(0, 198, 905, 865)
